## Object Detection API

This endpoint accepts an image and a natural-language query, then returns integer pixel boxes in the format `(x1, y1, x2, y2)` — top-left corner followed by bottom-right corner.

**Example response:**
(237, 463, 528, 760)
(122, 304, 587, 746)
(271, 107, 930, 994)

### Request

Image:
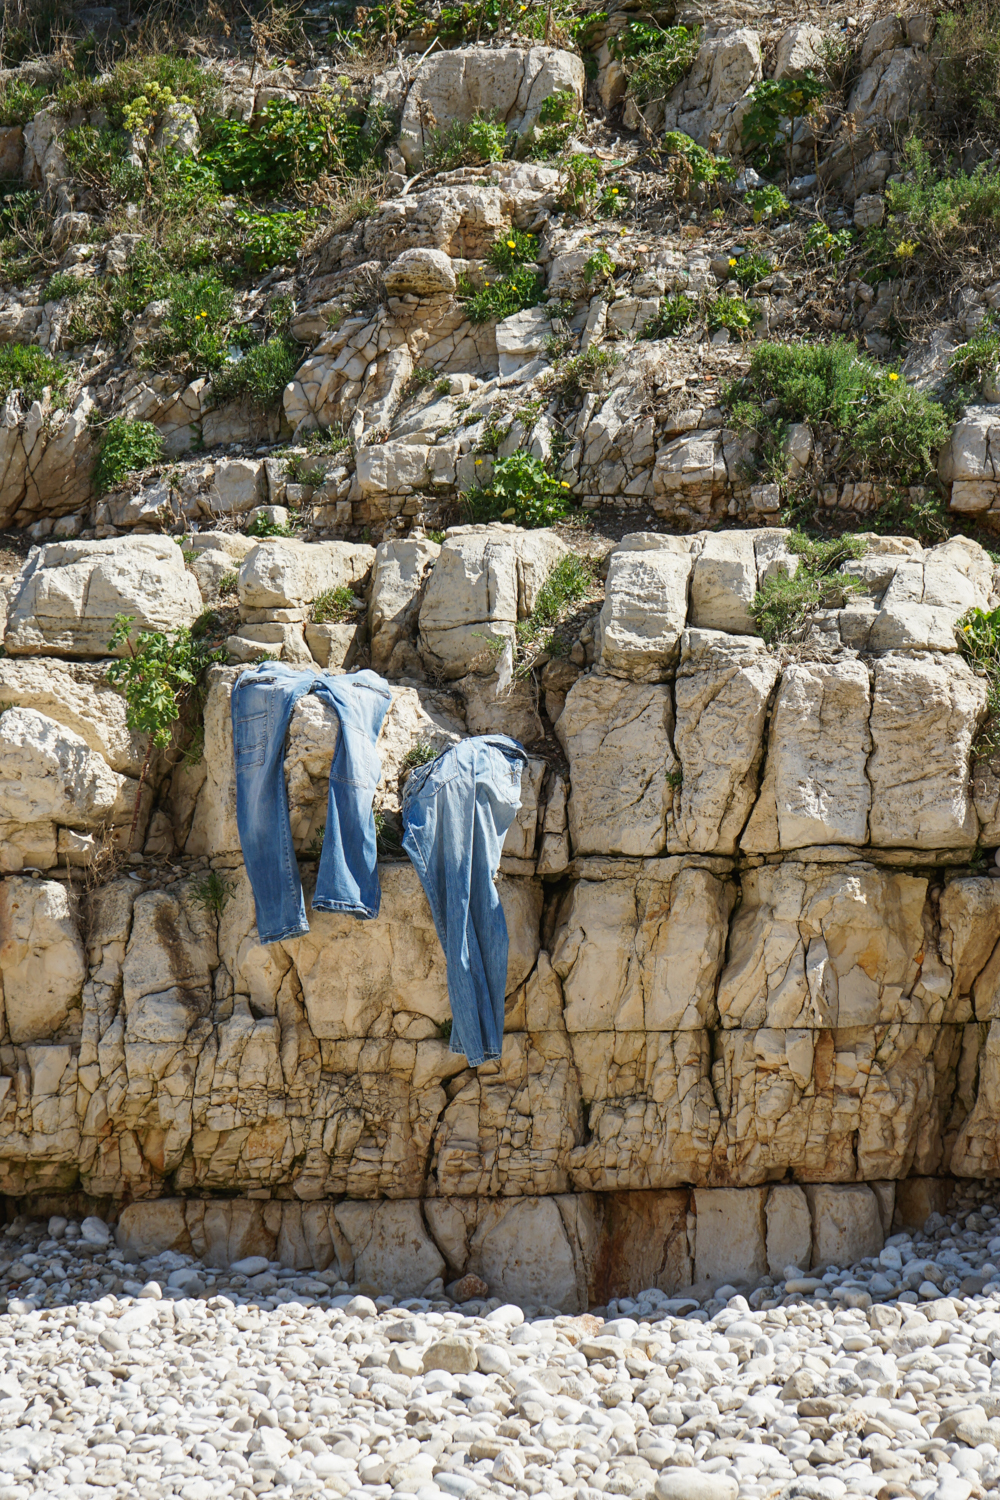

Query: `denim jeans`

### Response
(402, 734, 528, 1067)
(232, 663, 392, 944)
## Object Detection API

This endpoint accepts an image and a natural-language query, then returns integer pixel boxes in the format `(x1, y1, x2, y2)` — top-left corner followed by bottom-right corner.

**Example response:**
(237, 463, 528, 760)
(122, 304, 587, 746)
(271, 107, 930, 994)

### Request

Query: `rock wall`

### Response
(0, 522, 997, 1308)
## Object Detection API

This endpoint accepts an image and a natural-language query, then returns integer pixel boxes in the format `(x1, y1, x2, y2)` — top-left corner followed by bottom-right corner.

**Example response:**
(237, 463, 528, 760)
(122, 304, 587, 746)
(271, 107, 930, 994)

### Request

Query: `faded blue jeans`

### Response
(402, 734, 528, 1067)
(232, 663, 392, 944)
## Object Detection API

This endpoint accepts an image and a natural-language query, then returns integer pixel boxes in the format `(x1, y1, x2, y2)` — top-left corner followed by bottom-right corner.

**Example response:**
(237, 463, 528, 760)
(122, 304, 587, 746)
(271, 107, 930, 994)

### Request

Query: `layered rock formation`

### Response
(0, 522, 993, 1307)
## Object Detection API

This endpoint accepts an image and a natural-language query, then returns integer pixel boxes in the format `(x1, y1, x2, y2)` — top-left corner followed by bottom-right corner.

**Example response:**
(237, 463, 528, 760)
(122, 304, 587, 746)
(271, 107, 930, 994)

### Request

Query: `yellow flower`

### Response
(729, 258, 737, 266)
(475, 458, 483, 465)
(507, 240, 516, 249)
(611, 188, 619, 194)
(888, 372, 899, 381)
(560, 481, 571, 489)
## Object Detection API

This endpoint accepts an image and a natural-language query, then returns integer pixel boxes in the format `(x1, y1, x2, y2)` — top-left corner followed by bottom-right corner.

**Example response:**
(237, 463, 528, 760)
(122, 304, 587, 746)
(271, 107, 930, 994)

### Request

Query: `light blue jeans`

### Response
(232, 663, 392, 944)
(402, 734, 528, 1067)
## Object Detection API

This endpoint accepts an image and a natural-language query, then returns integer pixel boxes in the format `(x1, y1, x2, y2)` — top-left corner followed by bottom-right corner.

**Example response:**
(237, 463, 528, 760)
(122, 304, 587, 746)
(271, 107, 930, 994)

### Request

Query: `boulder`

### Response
(773, 22, 824, 78)
(594, 534, 694, 680)
(238, 539, 374, 611)
(693, 1186, 768, 1285)
(0, 878, 85, 1045)
(4, 537, 203, 657)
(660, 28, 763, 150)
(495, 307, 553, 379)
(765, 1184, 812, 1275)
(368, 538, 441, 675)
(805, 1183, 884, 1269)
(556, 676, 675, 856)
(689, 532, 758, 634)
(333, 1200, 445, 1297)
(0, 708, 128, 832)
(383, 248, 457, 297)
(418, 525, 566, 678)
(398, 47, 585, 169)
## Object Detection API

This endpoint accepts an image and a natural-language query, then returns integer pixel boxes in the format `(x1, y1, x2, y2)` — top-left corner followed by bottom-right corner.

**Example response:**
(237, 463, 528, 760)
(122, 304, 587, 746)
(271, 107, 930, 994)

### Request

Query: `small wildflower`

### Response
(475, 458, 483, 465)
(507, 240, 516, 249)
(888, 372, 899, 381)
(560, 481, 571, 489)
(729, 258, 737, 266)
(611, 188, 619, 194)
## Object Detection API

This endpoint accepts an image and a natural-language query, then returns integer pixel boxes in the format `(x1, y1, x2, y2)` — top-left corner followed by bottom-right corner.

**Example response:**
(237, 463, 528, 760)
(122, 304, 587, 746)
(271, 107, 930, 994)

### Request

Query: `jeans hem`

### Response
(312, 898, 379, 919)
(450, 1041, 500, 1067)
(257, 922, 310, 945)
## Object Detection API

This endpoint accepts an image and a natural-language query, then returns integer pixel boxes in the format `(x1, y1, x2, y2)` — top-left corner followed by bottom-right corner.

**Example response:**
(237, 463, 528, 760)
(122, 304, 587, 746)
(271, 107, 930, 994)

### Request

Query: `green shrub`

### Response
(874, 137, 1000, 261)
(141, 269, 235, 375)
(0, 344, 67, 403)
(311, 586, 362, 623)
(45, 271, 85, 302)
(466, 451, 574, 528)
(106, 612, 225, 849)
(610, 22, 700, 108)
(487, 227, 538, 275)
(425, 111, 507, 172)
(640, 291, 697, 339)
(804, 222, 853, 263)
(661, 131, 735, 198)
(558, 154, 601, 216)
(707, 294, 755, 336)
(725, 339, 952, 487)
(460, 264, 545, 324)
(0, 80, 47, 126)
(93, 418, 164, 495)
(401, 741, 439, 771)
(744, 185, 789, 225)
(530, 89, 580, 158)
(596, 183, 628, 217)
(210, 336, 298, 410)
(198, 90, 374, 195)
(55, 54, 218, 127)
(188, 870, 233, 917)
(959, 604, 1000, 755)
(732, 252, 772, 288)
(246, 511, 299, 538)
(740, 74, 828, 170)
(750, 533, 868, 645)
(584, 249, 615, 285)
(234, 208, 315, 273)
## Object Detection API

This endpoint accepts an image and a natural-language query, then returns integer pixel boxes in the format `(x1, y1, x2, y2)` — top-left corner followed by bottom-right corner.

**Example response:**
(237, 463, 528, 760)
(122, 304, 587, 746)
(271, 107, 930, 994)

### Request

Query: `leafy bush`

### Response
(707, 294, 755, 336)
(744, 185, 789, 225)
(246, 511, 298, 538)
(460, 264, 545, 324)
(234, 208, 315, 273)
(0, 80, 47, 126)
(750, 533, 867, 645)
(93, 419, 164, 495)
(804, 222, 853, 263)
(741, 73, 828, 169)
(198, 90, 374, 195)
(951, 315, 1000, 391)
(0, 344, 67, 403)
(732, 252, 772, 288)
(142, 269, 235, 375)
(872, 137, 1000, 261)
(584, 249, 615, 285)
(312, 586, 363, 623)
(530, 89, 580, 159)
(425, 111, 507, 171)
(610, 22, 700, 107)
(597, 183, 628, 217)
(401, 741, 439, 771)
(661, 131, 734, 199)
(725, 339, 952, 487)
(55, 54, 218, 128)
(487, 227, 538, 275)
(45, 271, 85, 302)
(466, 451, 574, 528)
(640, 292, 696, 339)
(210, 336, 298, 410)
(558, 154, 600, 216)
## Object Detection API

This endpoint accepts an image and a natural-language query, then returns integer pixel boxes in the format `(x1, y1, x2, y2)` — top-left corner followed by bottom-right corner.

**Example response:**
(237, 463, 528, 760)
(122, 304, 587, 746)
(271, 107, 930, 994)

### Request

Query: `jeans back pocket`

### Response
(234, 711, 268, 769)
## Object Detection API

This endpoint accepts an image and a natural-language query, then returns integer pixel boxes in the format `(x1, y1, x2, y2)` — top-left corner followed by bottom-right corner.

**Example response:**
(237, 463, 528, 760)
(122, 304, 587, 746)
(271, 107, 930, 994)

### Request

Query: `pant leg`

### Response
(311, 673, 391, 920)
(402, 740, 524, 1066)
(232, 664, 314, 944)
